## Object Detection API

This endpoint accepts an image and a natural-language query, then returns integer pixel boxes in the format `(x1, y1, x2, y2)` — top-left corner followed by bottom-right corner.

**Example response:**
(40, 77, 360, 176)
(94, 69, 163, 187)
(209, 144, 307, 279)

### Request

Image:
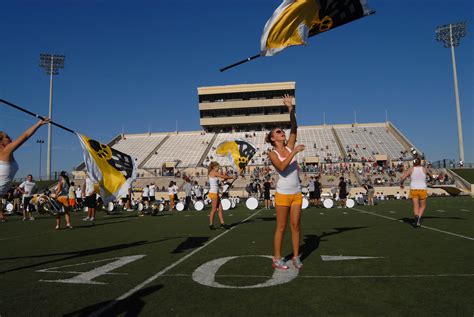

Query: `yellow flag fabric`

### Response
(216, 139, 257, 174)
(77, 134, 137, 203)
(261, 0, 373, 56)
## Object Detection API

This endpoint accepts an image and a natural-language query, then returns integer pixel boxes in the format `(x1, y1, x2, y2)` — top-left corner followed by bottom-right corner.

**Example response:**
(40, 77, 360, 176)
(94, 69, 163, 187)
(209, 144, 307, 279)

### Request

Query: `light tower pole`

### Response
(435, 22, 467, 163)
(39, 54, 65, 180)
(36, 139, 44, 180)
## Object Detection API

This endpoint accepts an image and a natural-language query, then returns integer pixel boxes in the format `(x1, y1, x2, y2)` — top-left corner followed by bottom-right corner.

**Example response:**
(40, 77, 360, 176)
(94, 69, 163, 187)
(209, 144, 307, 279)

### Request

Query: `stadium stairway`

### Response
(197, 133, 218, 167)
(331, 126, 347, 160)
(138, 134, 170, 169)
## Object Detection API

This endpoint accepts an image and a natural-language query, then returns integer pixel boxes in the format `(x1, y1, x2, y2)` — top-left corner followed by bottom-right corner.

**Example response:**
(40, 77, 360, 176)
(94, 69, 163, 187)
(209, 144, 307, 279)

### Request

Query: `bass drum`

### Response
(245, 197, 259, 210)
(107, 202, 115, 212)
(231, 199, 236, 209)
(176, 202, 185, 211)
(194, 200, 204, 211)
(323, 199, 334, 209)
(346, 198, 355, 208)
(302, 197, 309, 209)
(221, 198, 231, 211)
(137, 202, 144, 212)
(5, 203, 13, 213)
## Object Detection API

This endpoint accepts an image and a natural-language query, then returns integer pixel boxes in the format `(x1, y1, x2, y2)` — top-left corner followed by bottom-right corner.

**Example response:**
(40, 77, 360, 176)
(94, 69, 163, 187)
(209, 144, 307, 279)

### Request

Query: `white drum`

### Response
(176, 202, 185, 211)
(6, 203, 13, 212)
(302, 198, 309, 209)
(346, 198, 355, 208)
(231, 200, 236, 209)
(158, 203, 165, 212)
(107, 202, 115, 212)
(302, 187, 309, 194)
(323, 199, 334, 209)
(194, 200, 204, 211)
(221, 198, 231, 211)
(246, 197, 259, 210)
(137, 203, 144, 211)
(236, 197, 240, 204)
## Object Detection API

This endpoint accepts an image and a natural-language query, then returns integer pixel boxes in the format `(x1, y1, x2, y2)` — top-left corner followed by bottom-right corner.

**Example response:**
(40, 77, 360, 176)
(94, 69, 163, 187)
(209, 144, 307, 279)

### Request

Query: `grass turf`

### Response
(0, 196, 473, 316)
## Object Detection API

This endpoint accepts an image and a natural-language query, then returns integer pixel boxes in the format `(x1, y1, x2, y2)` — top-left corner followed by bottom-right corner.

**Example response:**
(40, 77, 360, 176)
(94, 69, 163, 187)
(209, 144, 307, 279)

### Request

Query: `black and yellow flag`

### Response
(261, 0, 374, 56)
(216, 139, 257, 175)
(77, 134, 137, 203)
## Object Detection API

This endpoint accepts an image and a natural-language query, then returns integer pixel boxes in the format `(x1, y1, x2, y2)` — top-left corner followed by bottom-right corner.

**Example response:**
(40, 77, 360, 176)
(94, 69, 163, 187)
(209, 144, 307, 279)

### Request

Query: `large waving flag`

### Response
(216, 139, 257, 175)
(261, 0, 373, 56)
(77, 134, 137, 203)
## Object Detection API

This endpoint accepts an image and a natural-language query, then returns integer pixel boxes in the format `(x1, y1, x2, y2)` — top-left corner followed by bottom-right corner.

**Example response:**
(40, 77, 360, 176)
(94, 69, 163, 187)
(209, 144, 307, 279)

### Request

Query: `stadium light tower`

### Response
(39, 53, 65, 180)
(435, 22, 466, 162)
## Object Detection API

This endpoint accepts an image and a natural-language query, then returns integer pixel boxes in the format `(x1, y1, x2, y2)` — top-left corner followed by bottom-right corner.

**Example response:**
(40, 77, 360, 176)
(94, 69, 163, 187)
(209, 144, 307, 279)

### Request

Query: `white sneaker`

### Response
(83, 217, 90, 221)
(29, 217, 35, 221)
(89, 217, 95, 221)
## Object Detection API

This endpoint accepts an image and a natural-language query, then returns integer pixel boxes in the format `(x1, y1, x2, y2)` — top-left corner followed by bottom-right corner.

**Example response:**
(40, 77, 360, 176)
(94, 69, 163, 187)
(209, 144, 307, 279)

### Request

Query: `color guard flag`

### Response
(261, 0, 374, 56)
(216, 139, 257, 174)
(77, 134, 137, 203)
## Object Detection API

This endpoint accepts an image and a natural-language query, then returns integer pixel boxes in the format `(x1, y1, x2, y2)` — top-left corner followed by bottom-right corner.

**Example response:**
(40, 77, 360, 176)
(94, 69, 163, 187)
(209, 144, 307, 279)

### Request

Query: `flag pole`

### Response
(0, 99, 76, 134)
(220, 54, 261, 72)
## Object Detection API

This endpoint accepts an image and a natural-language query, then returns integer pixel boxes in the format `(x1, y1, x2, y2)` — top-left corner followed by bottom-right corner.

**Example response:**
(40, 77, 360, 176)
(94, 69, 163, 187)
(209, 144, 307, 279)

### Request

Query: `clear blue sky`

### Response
(1, 0, 472, 179)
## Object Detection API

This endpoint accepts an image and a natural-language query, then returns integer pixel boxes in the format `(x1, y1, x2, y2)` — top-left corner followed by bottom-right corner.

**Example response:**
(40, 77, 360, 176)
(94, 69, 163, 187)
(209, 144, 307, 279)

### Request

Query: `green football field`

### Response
(1, 197, 473, 316)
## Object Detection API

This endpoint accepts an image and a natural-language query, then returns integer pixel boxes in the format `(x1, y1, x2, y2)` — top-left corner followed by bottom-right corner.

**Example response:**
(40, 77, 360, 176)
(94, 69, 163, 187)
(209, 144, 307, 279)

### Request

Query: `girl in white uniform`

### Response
(400, 158, 432, 227)
(0, 118, 50, 222)
(266, 94, 305, 270)
(208, 161, 236, 230)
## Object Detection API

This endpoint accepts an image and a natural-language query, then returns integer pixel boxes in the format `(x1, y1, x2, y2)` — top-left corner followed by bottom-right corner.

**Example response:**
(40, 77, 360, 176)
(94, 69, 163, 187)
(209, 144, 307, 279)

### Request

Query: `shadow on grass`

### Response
(284, 227, 368, 261)
(228, 216, 276, 228)
(72, 220, 131, 229)
(171, 236, 209, 254)
(63, 284, 163, 317)
(0, 237, 181, 274)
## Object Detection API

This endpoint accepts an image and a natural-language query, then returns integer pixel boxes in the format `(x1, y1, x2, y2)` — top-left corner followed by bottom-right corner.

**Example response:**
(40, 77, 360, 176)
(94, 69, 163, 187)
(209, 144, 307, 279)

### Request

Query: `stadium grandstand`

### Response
(72, 82, 430, 193)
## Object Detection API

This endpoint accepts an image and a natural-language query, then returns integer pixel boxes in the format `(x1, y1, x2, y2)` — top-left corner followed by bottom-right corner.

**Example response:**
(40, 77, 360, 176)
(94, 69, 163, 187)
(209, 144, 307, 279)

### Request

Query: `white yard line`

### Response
(92, 207, 265, 316)
(161, 273, 474, 279)
(352, 208, 474, 241)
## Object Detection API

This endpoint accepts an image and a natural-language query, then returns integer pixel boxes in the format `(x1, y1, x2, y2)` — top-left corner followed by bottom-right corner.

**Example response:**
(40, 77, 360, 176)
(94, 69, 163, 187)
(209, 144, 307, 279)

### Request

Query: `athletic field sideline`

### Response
(1, 197, 472, 316)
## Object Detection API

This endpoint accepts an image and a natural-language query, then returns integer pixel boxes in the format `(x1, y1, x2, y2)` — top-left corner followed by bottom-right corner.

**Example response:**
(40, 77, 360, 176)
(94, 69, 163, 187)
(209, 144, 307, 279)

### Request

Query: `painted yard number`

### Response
(37, 255, 298, 288)
(37, 255, 146, 285)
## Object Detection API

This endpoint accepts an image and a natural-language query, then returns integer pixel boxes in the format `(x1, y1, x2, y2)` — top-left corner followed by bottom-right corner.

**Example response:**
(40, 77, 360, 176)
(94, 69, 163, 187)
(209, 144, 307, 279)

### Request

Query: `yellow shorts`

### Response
(275, 192, 302, 207)
(57, 196, 69, 207)
(208, 192, 219, 200)
(409, 189, 428, 200)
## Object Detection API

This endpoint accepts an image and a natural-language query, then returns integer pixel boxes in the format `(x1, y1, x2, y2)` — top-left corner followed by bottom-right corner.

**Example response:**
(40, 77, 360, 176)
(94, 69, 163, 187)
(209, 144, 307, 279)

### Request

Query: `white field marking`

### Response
(92, 208, 265, 316)
(320, 213, 324, 215)
(437, 209, 446, 213)
(343, 212, 348, 215)
(460, 209, 470, 212)
(162, 273, 474, 279)
(352, 208, 474, 241)
(38, 255, 146, 285)
(192, 255, 298, 289)
(388, 211, 396, 214)
(321, 255, 383, 261)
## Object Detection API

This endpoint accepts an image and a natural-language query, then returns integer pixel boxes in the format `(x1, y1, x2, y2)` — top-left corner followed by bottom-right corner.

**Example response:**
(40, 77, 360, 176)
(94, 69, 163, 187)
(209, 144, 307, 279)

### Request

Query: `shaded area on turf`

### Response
(171, 236, 210, 254)
(63, 284, 164, 317)
(0, 238, 181, 274)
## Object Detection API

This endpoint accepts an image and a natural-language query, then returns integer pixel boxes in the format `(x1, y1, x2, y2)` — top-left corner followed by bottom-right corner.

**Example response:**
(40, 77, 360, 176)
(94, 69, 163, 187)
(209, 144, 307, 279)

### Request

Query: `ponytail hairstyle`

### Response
(208, 161, 219, 174)
(413, 158, 421, 166)
(60, 171, 70, 187)
(265, 129, 276, 147)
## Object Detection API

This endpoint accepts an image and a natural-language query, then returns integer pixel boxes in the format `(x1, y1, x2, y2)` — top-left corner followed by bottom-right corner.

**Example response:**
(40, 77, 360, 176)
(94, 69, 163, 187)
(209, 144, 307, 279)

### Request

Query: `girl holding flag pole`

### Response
(266, 94, 305, 270)
(0, 118, 50, 222)
(208, 161, 236, 230)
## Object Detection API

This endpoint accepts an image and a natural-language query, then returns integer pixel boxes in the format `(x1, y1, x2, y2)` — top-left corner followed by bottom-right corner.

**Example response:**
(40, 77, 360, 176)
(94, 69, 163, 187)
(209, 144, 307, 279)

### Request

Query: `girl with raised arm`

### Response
(266, 94, 305, 269)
